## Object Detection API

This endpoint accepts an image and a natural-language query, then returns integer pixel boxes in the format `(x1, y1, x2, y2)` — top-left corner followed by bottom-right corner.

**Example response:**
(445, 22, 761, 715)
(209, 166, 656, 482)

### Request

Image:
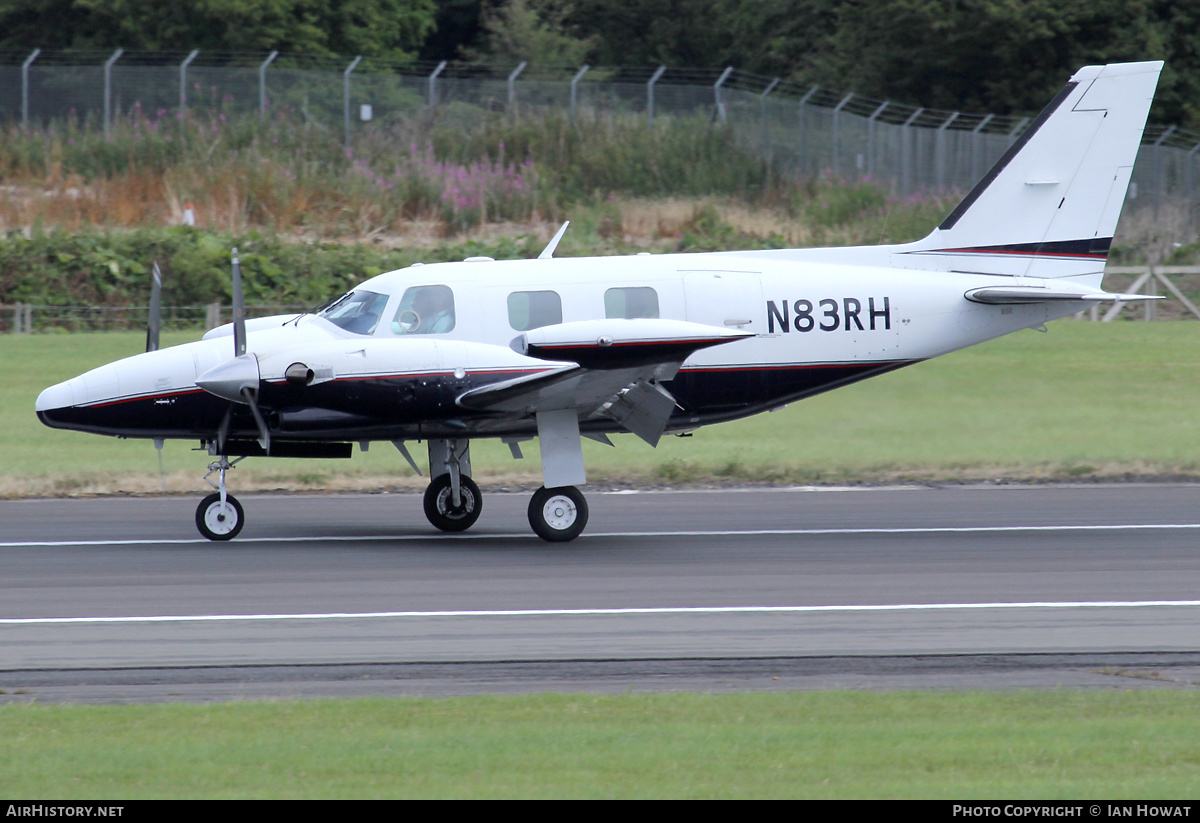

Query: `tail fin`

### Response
(728, 61, 1163, 286)
(899, 61, 1162, 283)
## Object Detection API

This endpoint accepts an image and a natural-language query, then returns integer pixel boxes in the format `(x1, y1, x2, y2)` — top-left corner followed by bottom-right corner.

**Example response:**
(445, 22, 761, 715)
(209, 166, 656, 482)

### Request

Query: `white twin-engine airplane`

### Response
(37, 61, 1163, 542)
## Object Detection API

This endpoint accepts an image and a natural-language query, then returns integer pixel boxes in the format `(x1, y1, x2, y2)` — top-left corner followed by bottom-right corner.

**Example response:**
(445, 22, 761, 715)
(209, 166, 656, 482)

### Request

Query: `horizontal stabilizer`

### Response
(965, 286, 1162, 305)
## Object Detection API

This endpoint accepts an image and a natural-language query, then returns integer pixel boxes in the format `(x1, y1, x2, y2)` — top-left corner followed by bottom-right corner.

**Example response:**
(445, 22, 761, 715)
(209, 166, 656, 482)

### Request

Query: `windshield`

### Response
(317, 290, 389, 335)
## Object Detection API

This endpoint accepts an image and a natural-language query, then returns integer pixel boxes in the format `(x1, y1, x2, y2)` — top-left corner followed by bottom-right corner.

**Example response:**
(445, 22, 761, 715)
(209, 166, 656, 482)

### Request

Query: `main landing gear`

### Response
(423, 473, 482, 532)
(528, 486, 589, 542)
(196, 455, 244, 541)
(420, 438, 590, 542)
(422, 438, 482, 532)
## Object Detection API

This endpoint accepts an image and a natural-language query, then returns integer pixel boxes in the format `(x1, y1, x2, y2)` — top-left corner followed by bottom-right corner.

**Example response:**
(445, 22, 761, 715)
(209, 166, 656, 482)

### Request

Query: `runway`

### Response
(3, 484, 1200, 701)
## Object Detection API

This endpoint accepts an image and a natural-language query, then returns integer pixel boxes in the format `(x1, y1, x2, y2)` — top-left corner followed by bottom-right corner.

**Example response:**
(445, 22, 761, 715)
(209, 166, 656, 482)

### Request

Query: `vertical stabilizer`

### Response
(899, 61, 1163, 282)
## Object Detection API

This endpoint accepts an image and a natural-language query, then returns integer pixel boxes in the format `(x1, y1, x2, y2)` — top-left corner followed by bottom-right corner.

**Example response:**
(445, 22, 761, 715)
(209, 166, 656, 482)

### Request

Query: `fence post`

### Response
(1187, 140, 1200, 220)
(103, 49, 123, 135)
(343, 56, 362, 149)
(970, 113, 993, 181)
(427, 60, 446, 108)
(900, 107, 924, 197)
(179, 49, 199, 116)
(1152, 126, 1176, 216)
(866, 101, 888, 178)
(713, 66, 733, 124)
(1146, 268, 1157, 322)
(15, 303, 33, 333)
(647, 65, 667, 128)
(935, 112, 960, 190)
(507, 61, 527, 111)
(796, 85, 819, 174)
(832, 93, 853, 173)
(760, 77, 780, 156)
(21, 49, 40, 127)
(259, 51, 278, 117)
(206, 303, 221, 330)
(570, 64, 590, 122)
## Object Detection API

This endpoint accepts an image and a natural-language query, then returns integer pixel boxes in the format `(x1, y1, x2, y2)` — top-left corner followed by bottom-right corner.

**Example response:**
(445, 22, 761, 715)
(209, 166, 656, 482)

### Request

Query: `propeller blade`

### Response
(231, 247, 246, 357)
(145, 261, 162, 352)
(241, 388, 271, 452)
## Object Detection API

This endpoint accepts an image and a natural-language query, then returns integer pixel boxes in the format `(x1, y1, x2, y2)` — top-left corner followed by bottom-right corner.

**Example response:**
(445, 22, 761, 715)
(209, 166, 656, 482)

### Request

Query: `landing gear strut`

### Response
(528, 486, 588, 542)
(196, 455, 245, 541)
(423, 438, 482, 533)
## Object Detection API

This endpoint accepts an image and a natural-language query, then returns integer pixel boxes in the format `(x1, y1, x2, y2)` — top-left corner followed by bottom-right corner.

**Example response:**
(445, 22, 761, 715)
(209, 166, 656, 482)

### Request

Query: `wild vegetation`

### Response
(0, 104, 969, 314)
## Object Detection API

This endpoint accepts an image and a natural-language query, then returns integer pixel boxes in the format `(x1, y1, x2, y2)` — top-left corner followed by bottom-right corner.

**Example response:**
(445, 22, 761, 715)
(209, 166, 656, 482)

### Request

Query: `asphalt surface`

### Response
(3, 484, 1200, 702)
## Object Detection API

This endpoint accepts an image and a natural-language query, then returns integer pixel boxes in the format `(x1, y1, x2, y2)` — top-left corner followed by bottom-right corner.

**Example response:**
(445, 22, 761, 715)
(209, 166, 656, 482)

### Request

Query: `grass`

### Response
(2, 691, 1198, 798)
(6, 321, 1200, 497)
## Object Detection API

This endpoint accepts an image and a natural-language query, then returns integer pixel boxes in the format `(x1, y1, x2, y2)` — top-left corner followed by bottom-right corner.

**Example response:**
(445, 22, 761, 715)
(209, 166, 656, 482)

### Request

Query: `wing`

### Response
(457, 319, 752, 446)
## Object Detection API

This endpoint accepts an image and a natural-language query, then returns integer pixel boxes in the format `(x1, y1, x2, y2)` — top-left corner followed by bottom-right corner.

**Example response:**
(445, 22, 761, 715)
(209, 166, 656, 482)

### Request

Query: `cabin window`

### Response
(319, 289, 388, 335)
(508, 290, 562, 331)
(605, 287, 659, 319)
(392, 285, 456, 334)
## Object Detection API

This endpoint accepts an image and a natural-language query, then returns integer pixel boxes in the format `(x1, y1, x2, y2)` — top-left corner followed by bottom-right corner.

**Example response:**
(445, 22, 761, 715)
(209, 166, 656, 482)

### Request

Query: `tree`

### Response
(463, 0, 593, 65)
(0, 0, 437, 60)
(567, 0, 742, 68)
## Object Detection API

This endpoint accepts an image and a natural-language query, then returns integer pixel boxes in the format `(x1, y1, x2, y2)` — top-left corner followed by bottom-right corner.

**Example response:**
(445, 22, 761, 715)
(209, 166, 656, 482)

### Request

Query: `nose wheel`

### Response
(196, 492, 244, 541)
(528, 486, 588, 542)
(196, 455, 246, 541)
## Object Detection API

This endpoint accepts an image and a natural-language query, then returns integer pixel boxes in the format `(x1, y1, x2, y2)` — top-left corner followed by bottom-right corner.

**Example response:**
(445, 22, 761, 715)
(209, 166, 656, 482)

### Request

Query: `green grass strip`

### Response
(2, 691, 1199, 798)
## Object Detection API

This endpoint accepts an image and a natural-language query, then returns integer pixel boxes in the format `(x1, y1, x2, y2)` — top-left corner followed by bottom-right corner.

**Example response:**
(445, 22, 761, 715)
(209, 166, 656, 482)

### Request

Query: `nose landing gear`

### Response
(196, 455, 245, 541)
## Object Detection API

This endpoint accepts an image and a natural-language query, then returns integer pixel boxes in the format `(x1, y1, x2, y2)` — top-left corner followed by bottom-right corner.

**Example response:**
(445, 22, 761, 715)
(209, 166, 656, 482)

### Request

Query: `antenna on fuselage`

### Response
(145, 261, 162, 353)
(538, 221, 570, 259)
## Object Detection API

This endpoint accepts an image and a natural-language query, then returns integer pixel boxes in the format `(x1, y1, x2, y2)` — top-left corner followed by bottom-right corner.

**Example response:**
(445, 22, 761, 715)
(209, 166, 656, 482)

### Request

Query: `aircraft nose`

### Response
(35, 378, 84, 429)
(35, 379, 78, 413)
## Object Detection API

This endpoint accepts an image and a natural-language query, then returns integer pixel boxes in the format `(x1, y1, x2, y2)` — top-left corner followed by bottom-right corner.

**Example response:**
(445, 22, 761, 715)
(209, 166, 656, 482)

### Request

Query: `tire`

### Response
(423, 473, 483, 532)
(528, 486, 589, 542)
(195, 492, 245, 541)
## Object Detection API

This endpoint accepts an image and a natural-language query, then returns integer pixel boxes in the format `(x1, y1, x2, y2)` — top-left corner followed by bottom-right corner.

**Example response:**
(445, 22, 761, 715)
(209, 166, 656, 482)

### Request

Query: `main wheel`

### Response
(195, 492, 245, 541)
(528, 486, 589, 542)
(423, 473, 483, 532)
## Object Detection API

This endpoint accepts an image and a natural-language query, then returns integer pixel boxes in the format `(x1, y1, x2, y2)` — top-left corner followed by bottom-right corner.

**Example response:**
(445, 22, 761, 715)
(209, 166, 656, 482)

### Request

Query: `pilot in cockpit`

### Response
(394, 285, 456, 334)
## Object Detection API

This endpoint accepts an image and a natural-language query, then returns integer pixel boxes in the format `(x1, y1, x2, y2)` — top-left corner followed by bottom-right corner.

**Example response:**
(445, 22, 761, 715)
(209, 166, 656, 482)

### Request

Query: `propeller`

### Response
(145, 260, 162, 353)
(195, 247, 271, 452)
(147, 260, 166, 490)
(231, 248, 246, 357)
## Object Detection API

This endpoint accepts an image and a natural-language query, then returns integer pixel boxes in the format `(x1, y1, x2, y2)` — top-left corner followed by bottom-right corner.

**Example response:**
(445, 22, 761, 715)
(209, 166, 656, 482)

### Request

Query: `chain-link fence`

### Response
(0, 302, 306, 334)
(2, 51, 1198, 210)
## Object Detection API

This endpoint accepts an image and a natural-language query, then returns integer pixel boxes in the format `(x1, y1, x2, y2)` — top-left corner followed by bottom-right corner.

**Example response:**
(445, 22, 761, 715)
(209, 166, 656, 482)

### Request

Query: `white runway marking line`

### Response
(4, 600, 1200, 626)
(4, 522, 1200, 548)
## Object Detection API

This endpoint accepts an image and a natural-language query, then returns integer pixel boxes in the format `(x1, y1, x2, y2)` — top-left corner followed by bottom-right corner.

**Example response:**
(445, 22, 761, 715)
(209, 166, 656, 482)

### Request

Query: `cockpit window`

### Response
(392, 285, 456, 334)
(318, 290, 388, 335)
